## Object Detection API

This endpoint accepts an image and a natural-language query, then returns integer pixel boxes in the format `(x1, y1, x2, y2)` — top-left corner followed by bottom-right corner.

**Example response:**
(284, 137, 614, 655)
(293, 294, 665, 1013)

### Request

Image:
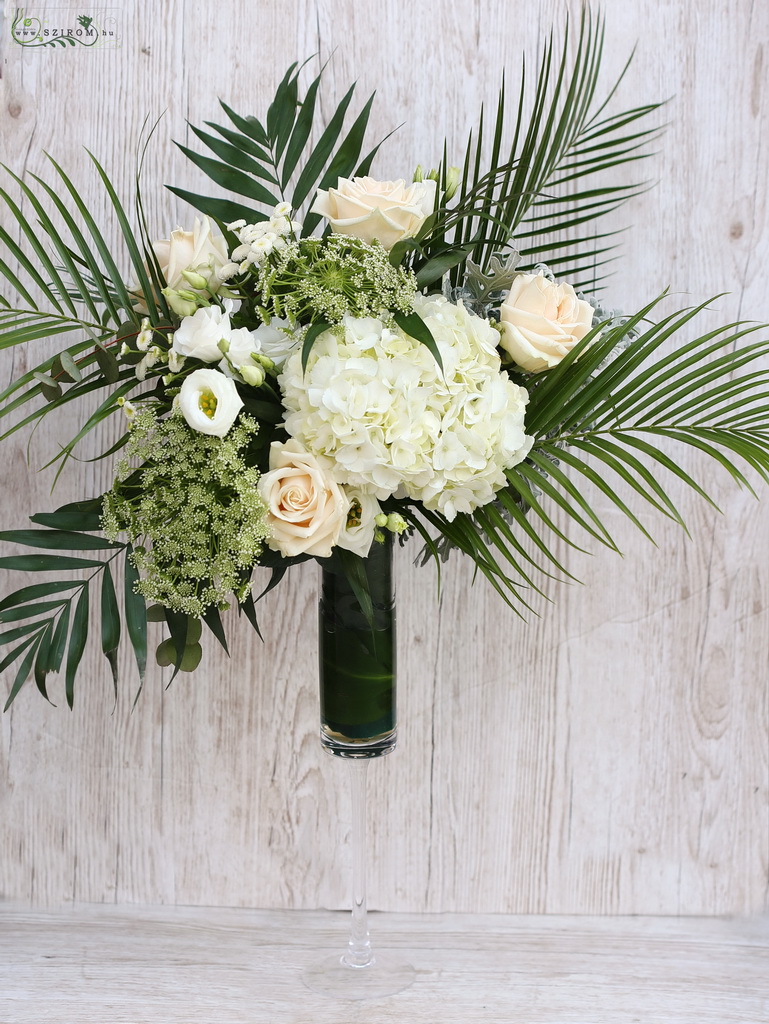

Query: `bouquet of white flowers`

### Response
(1, 12, 767, 709)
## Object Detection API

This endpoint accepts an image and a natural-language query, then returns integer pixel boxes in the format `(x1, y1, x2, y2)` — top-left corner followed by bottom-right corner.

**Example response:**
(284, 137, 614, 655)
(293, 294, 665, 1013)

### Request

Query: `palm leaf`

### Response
(453, 302, 769, 609)
(174, 62, 385, 228)
(441, 9, 663, 292)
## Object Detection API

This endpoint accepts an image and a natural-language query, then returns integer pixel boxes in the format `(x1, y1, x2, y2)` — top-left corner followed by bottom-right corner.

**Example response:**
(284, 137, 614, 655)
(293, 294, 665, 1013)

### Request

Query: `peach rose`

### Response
(257, 440, 347, 558)
(498, 273, 594, 373)
(310, 176, 436, 250)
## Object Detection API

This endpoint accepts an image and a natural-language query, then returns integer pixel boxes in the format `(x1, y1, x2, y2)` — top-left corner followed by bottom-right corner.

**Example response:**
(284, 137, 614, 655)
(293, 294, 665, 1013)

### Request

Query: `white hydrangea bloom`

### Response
(280, 294, 533, 521)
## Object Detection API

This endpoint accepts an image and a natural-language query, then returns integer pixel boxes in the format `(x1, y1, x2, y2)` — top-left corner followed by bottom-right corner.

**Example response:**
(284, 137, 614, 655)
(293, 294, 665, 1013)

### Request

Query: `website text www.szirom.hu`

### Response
(11, 9, 121, 48)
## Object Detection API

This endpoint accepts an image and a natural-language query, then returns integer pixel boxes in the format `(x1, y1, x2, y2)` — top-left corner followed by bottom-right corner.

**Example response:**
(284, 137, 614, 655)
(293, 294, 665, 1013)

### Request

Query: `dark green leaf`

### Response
(49, 602, 72, 674)
(202, 605, 229, 654)
(415, 241, 477, 289)
(291, 84, 355, 210)
(335, 548, 374, 628)
(0, 529, 119, 551)
(101, 564, 121, 655)
(174, 144, 279, 207)
(0, 580, 80, 613)
(124, 547, 147, 684)
(189, 124, 279, 185)
(301, 319, 332, 372)
(0, 600, 67, 624)
(0, 555, 106, 571)
(392, 310, 443, 371)
(240, 591, 263, 640)
(281, 69, 323, 186)
(3, 638, 41, 711)
(31, 498, 105, 532)
(219, 101, 270, 146)
(65, 585, 89, 708)
(93, 345, 120, 384)
(165, 185, 263, 226)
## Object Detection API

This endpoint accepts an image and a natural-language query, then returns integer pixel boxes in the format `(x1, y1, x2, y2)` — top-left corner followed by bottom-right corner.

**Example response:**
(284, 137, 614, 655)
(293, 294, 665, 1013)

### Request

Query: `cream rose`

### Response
(257, 440, 347, 558)
(133, 217, 229, 310)
(498, 273, 594, 373)
(177, 368, 243, 437)
(310, 176, 437, 250)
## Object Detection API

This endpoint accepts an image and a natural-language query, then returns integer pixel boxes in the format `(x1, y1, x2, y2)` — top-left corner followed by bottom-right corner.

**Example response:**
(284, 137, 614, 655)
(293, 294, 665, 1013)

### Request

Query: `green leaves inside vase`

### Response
(318, 537, 396, 758)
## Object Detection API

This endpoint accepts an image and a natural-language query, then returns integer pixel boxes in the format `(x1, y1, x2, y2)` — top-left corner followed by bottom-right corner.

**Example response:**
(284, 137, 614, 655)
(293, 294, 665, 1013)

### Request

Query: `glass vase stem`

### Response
(344, 759, 373, 968)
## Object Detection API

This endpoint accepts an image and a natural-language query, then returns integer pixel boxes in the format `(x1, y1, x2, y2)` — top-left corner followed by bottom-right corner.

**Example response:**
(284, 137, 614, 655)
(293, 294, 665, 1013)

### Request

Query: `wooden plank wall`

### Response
(0, 0, 767, 916)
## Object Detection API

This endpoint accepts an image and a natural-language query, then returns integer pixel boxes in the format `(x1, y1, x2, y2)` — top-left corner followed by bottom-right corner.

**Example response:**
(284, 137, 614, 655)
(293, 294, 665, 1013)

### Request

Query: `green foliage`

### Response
(0, 500, 133, 709)
(410, 302, 769, 610)
(440, 9, 663, 292)
(0, 153, 169, 471)
(167, 61, 387, 234)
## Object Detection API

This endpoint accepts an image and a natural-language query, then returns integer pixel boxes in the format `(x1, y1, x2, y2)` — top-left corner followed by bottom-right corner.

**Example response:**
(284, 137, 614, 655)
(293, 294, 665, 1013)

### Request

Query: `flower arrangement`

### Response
(1, 13, 768, 708)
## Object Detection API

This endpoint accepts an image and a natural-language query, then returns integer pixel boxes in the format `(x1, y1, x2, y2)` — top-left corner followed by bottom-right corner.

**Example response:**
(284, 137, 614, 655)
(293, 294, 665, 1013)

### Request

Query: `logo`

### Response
(11, 7, 121, 49)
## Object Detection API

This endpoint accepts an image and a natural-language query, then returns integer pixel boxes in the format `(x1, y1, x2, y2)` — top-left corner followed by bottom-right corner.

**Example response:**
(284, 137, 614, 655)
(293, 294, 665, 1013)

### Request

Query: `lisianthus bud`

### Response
(253, 353, 275, 371)
(162, 287, 199, 318)
(181, 269, 209, 291)
(386, 512, 408, 534)
(239, 363, 265, 387)
(374, 512, 388, 527)
(413, 164, 424, 182)
(443, 165, 461, 202)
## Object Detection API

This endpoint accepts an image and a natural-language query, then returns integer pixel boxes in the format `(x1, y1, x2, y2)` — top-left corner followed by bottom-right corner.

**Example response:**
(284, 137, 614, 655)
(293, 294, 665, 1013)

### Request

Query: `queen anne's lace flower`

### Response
(280, 294, 533, 521)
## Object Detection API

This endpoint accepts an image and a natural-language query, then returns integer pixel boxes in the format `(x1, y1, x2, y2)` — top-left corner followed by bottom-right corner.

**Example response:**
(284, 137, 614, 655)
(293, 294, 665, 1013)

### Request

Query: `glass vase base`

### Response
(320, 727, 397, 759)
(302, 951, 415, 999)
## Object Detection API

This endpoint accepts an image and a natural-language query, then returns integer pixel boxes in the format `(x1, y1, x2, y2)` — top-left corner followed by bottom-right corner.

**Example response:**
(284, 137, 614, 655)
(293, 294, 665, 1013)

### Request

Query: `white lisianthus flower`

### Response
(226, 326, 261, 368)
(310, 176, 437, 250)
(498, 273, 594, 372)
(251, 318, 295, 369)
(280, 294, 533, 521)
(177, 368, 243, 437)
(172, 305, 231, 363)
(335, 486, 381, 558)
(257, 439, 347, 558)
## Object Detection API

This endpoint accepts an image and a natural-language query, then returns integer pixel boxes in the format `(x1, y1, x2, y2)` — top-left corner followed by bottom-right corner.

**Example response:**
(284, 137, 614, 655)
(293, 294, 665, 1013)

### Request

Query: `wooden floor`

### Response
(1, 905, 768, 1023)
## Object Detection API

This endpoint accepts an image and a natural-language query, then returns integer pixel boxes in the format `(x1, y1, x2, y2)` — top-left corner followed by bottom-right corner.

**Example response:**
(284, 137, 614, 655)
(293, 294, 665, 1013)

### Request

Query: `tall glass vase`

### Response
(318, 534, 396, 758)
(303, 535, 415, 998)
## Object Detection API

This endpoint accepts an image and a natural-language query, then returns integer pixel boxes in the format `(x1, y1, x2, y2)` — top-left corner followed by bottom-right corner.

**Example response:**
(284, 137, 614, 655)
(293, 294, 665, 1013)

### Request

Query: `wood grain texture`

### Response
(1, 904, 768, 1023)
(0, 0, 768, 916)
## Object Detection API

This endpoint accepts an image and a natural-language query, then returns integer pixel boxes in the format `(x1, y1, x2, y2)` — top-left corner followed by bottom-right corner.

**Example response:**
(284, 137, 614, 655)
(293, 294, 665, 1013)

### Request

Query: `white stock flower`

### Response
(167, 349, 186, 373)
(280, 294, 533, 521)
(177, 368, 243, 437)
(172, 305, 231, 363)
(136, 318, 152, 352)
(257, 439, 347, 558)
(310, 176, 437, 250)
(335, 486, 381, 558)
(135, 345, 163, 382)
(499, 273, 594, 372)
